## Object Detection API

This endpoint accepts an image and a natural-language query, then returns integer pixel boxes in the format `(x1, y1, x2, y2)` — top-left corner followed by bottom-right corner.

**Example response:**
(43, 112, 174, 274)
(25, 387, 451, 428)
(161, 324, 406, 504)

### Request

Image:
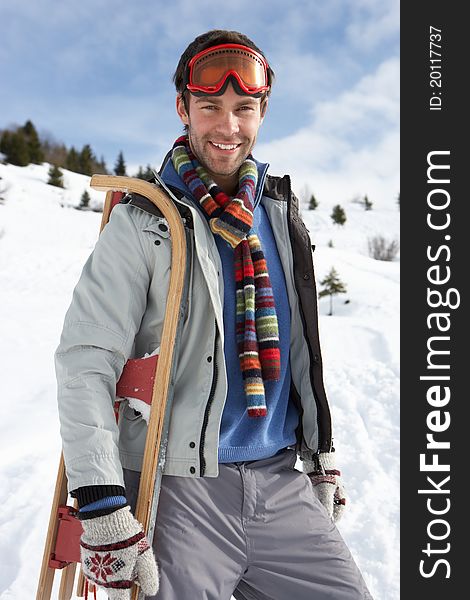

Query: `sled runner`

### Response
(36, 175, 189, 599)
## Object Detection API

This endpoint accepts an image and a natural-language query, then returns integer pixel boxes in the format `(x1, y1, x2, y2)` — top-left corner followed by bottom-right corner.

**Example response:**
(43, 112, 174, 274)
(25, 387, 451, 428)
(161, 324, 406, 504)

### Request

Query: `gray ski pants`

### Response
(123, 448, 373, 599)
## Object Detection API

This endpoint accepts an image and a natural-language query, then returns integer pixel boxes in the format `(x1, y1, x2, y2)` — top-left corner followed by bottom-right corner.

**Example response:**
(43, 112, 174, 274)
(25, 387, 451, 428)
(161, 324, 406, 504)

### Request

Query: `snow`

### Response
(0, 162, 399, 599)
(126, 398, 151, 424)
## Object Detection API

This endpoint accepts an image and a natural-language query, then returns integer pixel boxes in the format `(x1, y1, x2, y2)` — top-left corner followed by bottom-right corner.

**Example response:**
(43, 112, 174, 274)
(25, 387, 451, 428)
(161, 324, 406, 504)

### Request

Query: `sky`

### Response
(0, 0, 399, 206)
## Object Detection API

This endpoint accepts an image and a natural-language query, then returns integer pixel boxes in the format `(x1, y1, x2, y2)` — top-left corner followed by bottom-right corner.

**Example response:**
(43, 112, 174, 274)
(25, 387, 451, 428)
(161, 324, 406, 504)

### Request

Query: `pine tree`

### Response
(135, 164, 154, 180)
(397, 192, 400, 211)
(319, 267, 347, 316)
(96, 155, 108, 174)
(144, 164, 154, 180)
(327, 240, 334, 248)
(114, 151, 127, 176)
(0, 130, 30, 166)
(47, 164, 64, 188)
(22, 120, 44, 164)
(0, 121, 44, 166)
(66, 147, 81, 172)
(79, 189, 90, 209)
(79, 144, 95, 176)
(308, 194, 318, 210)
(331, 204, 346, 226)
(363, 195, 373, 210)
(135, 166, 145, 179)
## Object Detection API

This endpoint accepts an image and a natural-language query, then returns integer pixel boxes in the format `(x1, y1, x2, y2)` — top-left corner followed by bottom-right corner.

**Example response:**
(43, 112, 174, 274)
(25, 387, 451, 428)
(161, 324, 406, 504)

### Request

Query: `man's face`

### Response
(176, 82, 266, 193)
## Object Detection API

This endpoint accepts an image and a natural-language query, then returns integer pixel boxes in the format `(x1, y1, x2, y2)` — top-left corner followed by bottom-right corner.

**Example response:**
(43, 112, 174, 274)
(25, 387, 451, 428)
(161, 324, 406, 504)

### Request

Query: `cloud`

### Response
(257, 57, 399, 206)
(345, 0, 400, 51)
(311, 58, 399, 136)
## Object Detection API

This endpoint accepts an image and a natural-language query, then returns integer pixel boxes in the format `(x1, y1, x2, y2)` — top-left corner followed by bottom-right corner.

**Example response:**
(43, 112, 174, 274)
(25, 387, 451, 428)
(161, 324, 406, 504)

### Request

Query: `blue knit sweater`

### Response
(215, 201, 299, 462)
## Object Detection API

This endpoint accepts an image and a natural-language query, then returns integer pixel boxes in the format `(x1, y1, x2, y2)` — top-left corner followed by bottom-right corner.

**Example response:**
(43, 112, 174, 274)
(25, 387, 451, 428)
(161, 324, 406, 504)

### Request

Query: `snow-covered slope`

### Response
(0, 162, 399, 599)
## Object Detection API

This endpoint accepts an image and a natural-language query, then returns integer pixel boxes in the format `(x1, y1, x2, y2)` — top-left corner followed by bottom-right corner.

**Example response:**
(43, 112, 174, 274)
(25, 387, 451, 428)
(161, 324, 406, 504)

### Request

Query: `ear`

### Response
(260, 97, 269, 122)
(176, 94, 189, 126)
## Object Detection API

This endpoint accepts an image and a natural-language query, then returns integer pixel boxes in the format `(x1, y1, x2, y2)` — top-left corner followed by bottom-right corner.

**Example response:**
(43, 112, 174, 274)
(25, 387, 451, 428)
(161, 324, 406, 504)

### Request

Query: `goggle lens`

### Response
(187, 44, 269, 95)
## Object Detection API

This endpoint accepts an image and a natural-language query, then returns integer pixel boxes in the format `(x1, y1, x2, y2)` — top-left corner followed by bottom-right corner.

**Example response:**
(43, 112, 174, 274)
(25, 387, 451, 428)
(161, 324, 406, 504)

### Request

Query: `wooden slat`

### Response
(76, 569, 86, 597)
(36, 455, 68, 599)
(58, 561, 77, 600)
(99, 190, 116, 232)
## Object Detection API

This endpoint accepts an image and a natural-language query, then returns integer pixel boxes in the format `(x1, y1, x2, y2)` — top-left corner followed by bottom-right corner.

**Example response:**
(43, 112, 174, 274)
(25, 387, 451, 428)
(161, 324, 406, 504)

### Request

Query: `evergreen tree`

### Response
(135, 165, 145, 179)
(363, 195, 373, 211)
(327, 240, 334, 248)
(79, 189, 90, 209)
(397, 192, 400, 210)
(79, 144, 95, 176)
(144, 164, 154, 180)
(114, 151, 127, 176)
(66, 146, 81, 172)
(308, 194, 318, 210)
(135, 164, 154, 180)
(21, 120, 44, 164)
(319, 267, 347, 316)
(0, 120, 44, 166)
(96, 155, 108, 174)
(0, 130, 30, 166)
(47, 164, 64, 188)
(331, 204, 346, 226)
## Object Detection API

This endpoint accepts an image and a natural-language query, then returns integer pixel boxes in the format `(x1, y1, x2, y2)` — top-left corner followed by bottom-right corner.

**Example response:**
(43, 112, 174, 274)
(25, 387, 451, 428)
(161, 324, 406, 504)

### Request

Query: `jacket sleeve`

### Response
(55, 204, 152, 492)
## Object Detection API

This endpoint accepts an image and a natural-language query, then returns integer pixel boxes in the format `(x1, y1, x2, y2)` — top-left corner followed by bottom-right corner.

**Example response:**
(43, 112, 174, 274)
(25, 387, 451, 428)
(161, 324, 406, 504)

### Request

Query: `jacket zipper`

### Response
(199, 320, 218, 476)
(285, 174, 326, 454)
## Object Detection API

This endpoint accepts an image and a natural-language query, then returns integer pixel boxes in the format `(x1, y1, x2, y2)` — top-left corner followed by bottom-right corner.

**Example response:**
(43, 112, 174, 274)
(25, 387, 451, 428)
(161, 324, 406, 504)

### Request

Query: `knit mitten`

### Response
(303, 453, 347, 522)
(80, 506, 159, 599)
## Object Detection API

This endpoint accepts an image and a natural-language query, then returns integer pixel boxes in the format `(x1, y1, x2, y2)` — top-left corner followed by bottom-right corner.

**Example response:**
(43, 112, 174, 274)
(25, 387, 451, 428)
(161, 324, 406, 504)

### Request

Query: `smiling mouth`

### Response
(210, 141, 241, 151)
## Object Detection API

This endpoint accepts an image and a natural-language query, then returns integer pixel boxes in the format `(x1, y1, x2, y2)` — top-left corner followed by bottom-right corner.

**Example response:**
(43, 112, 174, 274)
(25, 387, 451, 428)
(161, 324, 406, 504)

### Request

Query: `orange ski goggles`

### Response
(186, 43, 270, 97)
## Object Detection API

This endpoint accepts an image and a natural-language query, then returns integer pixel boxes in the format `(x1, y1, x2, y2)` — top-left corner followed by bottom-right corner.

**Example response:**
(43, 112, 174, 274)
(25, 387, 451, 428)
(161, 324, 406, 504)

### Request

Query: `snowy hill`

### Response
(0, 162, 399, 599)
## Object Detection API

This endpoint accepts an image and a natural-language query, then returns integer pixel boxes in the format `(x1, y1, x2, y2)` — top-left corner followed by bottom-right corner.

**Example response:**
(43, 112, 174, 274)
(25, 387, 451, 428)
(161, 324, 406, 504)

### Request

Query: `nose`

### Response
(217, 110, 240, 137)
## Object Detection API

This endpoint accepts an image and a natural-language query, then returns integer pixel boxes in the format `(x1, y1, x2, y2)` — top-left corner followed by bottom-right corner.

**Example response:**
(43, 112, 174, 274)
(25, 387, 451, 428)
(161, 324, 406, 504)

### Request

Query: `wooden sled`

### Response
(36, 175, 189, 599)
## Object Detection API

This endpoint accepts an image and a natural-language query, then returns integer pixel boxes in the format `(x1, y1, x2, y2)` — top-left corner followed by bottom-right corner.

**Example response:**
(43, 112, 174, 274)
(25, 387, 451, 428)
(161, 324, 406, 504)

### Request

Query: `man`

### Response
(56, 29, 373, 599)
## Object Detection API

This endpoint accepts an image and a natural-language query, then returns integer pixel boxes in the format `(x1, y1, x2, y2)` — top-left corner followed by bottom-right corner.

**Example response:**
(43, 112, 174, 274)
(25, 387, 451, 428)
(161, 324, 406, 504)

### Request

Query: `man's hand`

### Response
(303, 453, 347, 522)
(80, 506, 159, 599)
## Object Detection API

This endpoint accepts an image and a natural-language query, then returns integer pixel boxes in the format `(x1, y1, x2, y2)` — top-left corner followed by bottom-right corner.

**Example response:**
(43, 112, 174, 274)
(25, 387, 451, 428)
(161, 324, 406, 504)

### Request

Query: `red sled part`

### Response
(48, 506, 83, 568)
(116, 354, 158, 406)
(110, 190, 124, 211)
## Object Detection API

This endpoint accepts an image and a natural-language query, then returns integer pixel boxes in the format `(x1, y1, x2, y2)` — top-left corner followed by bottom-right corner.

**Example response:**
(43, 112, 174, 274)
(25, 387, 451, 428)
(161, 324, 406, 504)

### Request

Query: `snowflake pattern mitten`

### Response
(80, 506, 159, 599)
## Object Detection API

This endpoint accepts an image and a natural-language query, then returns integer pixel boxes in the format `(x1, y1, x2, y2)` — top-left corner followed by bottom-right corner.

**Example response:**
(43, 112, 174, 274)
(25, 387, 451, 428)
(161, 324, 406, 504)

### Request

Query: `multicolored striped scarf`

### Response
(171, 135, 280, 417)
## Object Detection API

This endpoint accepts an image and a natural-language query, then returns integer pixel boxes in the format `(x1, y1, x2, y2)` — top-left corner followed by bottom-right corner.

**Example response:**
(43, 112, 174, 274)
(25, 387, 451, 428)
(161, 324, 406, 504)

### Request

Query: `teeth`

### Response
(212, 142, 238, 150)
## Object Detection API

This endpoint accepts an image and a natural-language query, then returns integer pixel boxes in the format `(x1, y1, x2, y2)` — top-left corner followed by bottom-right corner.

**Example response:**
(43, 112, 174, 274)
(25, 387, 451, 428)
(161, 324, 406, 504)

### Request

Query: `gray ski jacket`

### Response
(55, 159, 333, 493)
